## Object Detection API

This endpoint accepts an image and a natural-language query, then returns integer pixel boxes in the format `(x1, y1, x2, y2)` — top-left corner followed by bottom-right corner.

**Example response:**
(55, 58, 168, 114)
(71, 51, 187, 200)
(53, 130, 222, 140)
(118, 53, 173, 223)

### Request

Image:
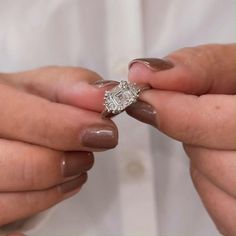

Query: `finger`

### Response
(184, 144, 236, 198)
(129, 44, 236, 95)
(0, 174, 87, 226)
(126, 90, 236, 150)
(0, 84, 118, 151)
(0, 66, 119, 112)
(0, 139, 93, 191)
(6, 234, 26, 236)
(191, 166, 236, 236)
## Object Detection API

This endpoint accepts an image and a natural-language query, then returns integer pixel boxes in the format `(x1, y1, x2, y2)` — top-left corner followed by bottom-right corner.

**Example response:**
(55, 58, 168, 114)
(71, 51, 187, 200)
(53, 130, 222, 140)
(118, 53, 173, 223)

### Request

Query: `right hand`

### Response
(127, 44, 236, 235)
(0, 66, 118, 226)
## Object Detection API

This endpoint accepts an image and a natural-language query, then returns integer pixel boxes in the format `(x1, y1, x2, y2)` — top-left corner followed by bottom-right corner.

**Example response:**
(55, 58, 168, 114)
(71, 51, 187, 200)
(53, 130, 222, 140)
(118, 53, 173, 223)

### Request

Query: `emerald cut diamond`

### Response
(104, 81, 140, 114)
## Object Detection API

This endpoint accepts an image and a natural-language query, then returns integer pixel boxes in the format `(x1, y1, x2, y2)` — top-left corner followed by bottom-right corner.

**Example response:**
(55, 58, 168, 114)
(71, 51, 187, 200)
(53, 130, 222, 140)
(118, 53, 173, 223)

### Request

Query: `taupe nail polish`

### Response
(129, 58, 174, 71)
(81, 125, 118, 149)
(62, 152, 94, 177)
(92, 80, 119, 88)
(126, 101, 157, 127)
(61, 173, 87, 193)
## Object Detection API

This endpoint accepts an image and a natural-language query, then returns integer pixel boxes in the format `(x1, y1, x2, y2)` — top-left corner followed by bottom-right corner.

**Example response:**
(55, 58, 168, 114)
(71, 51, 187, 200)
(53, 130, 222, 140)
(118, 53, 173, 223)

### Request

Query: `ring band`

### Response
(101, 80, 150, 118)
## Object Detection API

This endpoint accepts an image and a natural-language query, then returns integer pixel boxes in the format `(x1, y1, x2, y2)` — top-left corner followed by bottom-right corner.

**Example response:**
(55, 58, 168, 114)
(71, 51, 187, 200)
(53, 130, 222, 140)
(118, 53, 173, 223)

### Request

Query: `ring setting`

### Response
(102, 80, 149, 117)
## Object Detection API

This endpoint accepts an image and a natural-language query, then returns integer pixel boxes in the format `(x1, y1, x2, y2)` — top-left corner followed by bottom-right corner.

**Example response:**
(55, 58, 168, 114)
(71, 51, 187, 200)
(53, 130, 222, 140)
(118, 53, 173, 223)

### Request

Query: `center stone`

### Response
(104, 81, 140, 114)
(114, 90, 131, 104)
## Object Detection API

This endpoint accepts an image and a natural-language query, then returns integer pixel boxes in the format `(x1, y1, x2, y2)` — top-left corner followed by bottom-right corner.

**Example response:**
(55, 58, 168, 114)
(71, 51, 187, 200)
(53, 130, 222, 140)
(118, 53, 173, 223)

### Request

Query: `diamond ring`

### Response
(101, 80, 150, 118)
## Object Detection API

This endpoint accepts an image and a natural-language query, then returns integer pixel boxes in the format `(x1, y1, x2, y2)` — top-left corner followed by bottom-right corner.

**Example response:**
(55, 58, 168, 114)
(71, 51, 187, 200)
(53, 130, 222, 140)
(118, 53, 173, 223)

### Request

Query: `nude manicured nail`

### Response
(81, 125, 118, 149)
(62, 152, 94, 177)
(126, 101, 157, 127)
(129, 58, 174, 71)
(92, 80, 119, 88)
(61, 173, 87, 194)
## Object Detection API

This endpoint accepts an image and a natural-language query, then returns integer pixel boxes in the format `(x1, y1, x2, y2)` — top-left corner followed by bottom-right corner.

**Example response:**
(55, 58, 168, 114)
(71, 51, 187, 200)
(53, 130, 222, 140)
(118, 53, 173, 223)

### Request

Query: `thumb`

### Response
(1, 66, 119, 112)
(128, 43, 236, 95)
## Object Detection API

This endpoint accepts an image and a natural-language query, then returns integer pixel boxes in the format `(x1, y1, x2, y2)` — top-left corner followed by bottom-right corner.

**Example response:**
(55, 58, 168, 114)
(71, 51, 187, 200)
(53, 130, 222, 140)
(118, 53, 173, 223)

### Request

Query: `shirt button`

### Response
(125, 160, 145, 179)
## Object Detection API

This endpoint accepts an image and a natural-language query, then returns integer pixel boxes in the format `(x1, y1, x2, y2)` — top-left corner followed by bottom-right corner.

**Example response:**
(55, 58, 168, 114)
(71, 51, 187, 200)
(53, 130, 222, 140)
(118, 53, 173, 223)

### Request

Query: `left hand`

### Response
(127, 43, 236, 236)
(0, 66, 118, 232)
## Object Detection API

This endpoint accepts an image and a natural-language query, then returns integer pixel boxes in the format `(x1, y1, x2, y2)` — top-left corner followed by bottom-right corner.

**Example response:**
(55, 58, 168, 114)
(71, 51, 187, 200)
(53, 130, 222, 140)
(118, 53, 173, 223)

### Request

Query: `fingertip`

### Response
(128, 62, 153, 84)
(128, 58, 175, 88)
(126, 100, 158, 128)
(57, 79, 121, 113)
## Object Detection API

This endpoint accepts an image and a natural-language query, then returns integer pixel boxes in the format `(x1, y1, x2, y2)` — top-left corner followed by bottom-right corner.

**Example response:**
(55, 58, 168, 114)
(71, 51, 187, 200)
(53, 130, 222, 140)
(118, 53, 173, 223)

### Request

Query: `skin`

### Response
(0, 66, 118, 233)
(128, 44, 236, 236)
(2, 44, 235, 235)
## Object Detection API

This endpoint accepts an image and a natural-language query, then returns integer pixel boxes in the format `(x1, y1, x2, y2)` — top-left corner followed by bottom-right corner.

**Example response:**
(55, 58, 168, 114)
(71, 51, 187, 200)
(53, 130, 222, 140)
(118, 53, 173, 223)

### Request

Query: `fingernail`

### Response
(129, 58, 174, 71)
(61, 173, 87, 194)
(81, 125, 118, 149)
(62, 152, 94, 177)
(126, 101, 157, 127)
(92, 80, 119, 88)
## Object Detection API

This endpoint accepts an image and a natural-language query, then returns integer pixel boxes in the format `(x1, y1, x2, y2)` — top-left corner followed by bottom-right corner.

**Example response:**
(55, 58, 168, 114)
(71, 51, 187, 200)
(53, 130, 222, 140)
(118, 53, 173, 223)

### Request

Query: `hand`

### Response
(127, 44, 236, 235)
(6, 233, 25, 236)
(0, 67, 118, 226)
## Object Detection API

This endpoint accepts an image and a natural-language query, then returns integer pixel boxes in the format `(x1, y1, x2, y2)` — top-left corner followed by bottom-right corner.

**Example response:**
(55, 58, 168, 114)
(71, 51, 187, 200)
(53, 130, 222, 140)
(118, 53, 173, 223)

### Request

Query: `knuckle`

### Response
(170, 45, 214, 66)
(169, 45, 216, 85)
(169, 46, 199, 65)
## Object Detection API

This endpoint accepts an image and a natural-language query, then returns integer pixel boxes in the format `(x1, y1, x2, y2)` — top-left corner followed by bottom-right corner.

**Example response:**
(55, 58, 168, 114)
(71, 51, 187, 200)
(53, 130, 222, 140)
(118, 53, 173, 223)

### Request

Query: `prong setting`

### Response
(104, 81, 140, 114)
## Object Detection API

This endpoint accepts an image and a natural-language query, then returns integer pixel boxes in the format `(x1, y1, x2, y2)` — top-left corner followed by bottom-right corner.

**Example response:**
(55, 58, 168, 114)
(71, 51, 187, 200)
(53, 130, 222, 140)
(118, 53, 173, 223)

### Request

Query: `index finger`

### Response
(129, 44, 236, 95)
(0, 84, 118, 151)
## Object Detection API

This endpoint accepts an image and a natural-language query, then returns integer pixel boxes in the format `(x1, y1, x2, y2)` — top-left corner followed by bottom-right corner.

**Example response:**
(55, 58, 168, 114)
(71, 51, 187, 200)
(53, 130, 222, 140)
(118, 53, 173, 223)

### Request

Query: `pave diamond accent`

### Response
(104, 81, 140, 114)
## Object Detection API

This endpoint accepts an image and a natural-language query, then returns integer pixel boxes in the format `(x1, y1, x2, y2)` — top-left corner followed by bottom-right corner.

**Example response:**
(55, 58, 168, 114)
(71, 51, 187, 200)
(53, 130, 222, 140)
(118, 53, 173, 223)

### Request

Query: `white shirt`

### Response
(0, 0, 235, 235)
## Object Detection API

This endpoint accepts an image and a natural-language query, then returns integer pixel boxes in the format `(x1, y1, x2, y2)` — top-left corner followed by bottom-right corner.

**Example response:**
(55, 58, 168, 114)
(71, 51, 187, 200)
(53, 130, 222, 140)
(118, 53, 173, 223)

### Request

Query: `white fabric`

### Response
(0, 0, 235, 235)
